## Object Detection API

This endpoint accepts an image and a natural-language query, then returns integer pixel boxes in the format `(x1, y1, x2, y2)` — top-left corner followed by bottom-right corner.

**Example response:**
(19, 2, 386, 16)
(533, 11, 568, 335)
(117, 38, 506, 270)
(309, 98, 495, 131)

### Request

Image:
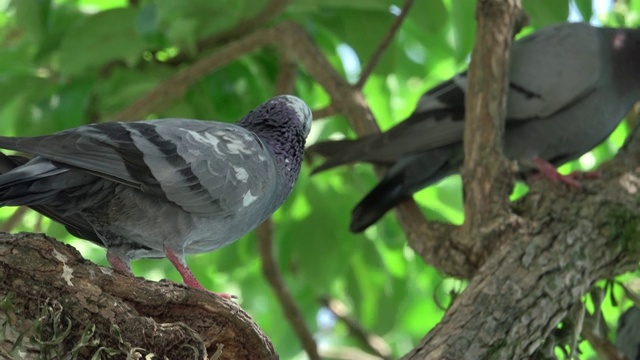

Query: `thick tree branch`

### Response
(0, 233, 277, 359)
(459, 0, 521, 264)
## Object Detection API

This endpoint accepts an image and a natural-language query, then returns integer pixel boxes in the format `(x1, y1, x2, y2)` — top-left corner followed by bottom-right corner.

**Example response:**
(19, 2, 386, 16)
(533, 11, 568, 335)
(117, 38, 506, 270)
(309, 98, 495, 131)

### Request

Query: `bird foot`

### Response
(163, 246, 236, 299)
(531, 158, 584, 188)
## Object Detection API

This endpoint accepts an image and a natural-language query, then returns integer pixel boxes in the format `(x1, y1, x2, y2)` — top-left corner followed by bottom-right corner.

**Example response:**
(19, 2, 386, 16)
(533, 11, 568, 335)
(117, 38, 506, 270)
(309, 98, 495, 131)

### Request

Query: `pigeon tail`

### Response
(0, 153, 29, 173)
(350, 173, 408, 233)
(308, 138, 370, 174)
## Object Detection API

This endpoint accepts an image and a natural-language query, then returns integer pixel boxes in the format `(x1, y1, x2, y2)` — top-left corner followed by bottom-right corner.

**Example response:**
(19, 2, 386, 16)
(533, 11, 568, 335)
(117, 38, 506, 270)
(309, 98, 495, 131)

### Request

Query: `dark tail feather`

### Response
(0, 153, 29, 173)
(350, 173, 407, 233)
(0, 152, 103, 245)
(308, 138, 368, 175)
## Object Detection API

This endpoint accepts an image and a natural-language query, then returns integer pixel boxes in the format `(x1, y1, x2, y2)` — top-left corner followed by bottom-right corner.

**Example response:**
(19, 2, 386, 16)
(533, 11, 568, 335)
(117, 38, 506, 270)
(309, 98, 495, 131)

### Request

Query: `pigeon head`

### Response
(238, 95, 312, 140)
(238, 95, 313, 201)
(609, 27, 640, 98)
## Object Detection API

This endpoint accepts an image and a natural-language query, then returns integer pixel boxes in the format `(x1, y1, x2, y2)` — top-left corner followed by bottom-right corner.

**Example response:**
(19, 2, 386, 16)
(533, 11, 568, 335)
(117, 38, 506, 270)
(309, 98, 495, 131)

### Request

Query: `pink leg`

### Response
(106, 248, 134, 276)
(568, 169, 602, 180)
(163, 246, 232, 299)
(532, 158, 582, 188)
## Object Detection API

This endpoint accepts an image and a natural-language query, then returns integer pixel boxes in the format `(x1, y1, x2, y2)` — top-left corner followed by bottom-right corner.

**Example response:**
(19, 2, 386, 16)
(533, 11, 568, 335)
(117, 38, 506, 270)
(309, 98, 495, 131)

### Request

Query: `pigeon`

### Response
(617, 306, 640, 360)
(309, 22, 640, 232)
(0, 95, 312, 296)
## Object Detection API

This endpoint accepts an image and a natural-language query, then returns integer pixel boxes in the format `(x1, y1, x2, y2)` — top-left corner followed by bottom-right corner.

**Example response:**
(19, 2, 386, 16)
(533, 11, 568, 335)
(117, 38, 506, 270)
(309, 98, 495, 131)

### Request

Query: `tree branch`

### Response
(0, 206, 28, 232)
(0, 233, 277, 359)
(459, 0, 522, 264)
(320, 297, 392, 360)
(257, 219, 319, 360)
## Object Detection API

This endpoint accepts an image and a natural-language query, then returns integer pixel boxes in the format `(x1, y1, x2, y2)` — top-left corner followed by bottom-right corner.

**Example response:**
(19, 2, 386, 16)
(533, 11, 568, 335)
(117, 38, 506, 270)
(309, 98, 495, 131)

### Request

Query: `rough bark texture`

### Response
(460, 0, 521, 264)
(0, 233, 276, 360)
(399, 1, 640, 358)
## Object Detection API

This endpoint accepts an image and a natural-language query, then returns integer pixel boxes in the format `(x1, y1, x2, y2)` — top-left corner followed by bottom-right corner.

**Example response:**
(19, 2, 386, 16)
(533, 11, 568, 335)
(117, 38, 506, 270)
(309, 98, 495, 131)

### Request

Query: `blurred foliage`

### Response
(0, 0, 639, 358)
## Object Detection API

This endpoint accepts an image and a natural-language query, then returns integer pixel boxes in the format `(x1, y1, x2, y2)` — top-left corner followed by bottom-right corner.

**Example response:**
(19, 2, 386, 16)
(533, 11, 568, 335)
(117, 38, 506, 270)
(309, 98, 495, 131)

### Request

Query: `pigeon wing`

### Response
(506, 22, 602, 120)
(0, 119, 276, 217)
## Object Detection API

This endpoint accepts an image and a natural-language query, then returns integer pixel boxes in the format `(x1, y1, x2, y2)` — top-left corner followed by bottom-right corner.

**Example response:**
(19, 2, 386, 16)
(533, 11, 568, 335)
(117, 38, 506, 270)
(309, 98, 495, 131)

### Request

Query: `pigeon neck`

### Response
(241, 118, 306, 205)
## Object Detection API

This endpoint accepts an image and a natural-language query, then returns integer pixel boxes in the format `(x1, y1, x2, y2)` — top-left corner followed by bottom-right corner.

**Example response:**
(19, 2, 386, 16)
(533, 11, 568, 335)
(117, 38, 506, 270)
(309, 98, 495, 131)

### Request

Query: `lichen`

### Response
(605, 206, 640, 253)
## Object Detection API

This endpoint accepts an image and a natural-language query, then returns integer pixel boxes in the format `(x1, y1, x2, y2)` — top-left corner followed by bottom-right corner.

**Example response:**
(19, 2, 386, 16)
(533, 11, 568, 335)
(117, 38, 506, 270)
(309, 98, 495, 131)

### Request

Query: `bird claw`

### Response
(530, 158, 599, 188)
(162, 245, 236, 300)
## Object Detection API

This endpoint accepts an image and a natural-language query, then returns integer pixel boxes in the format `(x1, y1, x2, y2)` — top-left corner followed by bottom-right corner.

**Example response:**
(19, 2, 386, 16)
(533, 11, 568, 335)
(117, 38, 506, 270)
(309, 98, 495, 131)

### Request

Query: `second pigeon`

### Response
(310, 22, 640, 232)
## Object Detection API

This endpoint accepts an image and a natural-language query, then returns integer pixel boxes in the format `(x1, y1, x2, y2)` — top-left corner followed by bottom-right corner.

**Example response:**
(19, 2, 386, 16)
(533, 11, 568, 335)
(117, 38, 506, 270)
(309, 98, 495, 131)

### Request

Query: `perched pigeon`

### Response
(310, 22, 640, 232)
(0, 95, 312, 296)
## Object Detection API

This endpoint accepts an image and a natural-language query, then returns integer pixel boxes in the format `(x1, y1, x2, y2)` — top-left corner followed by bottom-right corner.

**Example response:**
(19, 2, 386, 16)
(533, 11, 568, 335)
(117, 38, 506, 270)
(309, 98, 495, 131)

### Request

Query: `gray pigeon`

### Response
(0, 95, 312, 296)
(309, 22, 640, 232)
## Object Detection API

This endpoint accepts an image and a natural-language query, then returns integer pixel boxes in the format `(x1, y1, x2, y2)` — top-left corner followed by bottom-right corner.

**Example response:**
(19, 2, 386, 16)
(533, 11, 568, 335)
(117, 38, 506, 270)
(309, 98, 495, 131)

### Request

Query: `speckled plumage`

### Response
(309, 22, 640, 232)
(0, 95, 312, 293)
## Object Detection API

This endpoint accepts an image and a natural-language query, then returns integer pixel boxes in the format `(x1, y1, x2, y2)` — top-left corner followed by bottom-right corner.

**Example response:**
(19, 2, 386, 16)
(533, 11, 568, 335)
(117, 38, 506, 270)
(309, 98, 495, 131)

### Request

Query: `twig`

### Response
(1, 206, 29, 232)
(257, 219, 319, 360)
(275, 48, 297, 94)
(319, 347, 385, 360)
(320, 297, 392, 359)
(355, 0, 415, 89)
(107, 28, 277, 121)
(312, 105, 339, 120)
(581, 318, 627, 360)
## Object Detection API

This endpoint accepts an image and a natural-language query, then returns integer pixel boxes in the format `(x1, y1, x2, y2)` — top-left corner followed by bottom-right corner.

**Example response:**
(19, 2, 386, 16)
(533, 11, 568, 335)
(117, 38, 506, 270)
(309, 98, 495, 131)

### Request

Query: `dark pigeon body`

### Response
(617, 306, 640, 360)
(0, 95, 312, 292)
(309, 22, 640, 232)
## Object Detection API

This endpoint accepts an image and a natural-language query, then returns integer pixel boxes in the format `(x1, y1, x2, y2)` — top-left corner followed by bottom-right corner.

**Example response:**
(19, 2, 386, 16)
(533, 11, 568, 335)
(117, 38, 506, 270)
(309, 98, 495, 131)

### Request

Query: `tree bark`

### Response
(400, 0, 640, 358)
(0, 232, 276, 360)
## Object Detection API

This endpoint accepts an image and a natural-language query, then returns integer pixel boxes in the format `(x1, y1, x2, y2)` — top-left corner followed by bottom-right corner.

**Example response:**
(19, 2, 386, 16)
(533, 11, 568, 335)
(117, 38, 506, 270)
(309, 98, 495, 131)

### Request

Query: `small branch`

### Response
(459, 0, 522, 262)
(107, 27, 277, 121)
(320, 347, 385, 360)
(582, 318, 627, 360)
(257, 219, 319, 360)
(355, 0, 415, 89)
(1, 206, 28, 232)
(312, 105, 339, 120)
(275, 48, 297, 94)
(320, 297, 392, 360)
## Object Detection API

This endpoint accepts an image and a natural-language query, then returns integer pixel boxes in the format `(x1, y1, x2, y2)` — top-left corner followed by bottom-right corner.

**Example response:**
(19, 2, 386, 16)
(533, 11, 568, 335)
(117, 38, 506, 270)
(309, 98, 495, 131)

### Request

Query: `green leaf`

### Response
(450, 0, 476, 61)
(522, 0, 570, 27)
(59, 8, 149, 75)
(14, 0, 50, 42)
(52, 78, 95, 129)
(573, 0, 593, 21)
